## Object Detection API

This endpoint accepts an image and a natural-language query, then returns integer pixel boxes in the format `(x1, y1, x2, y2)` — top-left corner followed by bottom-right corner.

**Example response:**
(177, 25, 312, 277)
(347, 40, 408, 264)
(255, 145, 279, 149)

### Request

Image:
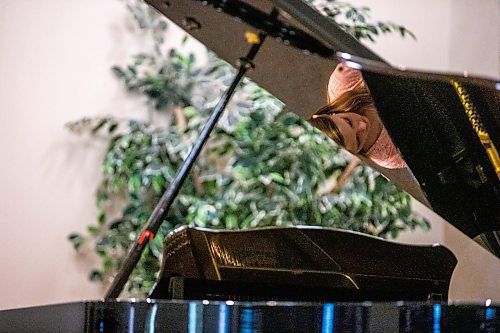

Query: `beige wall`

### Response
(405, 202, 500, 302)
(347, 0, 453, 72)
(348, 0, 499, 77)
(0, 0, 131, 310)
(448, 0, 500, 78)
(0, 0, 498, 310)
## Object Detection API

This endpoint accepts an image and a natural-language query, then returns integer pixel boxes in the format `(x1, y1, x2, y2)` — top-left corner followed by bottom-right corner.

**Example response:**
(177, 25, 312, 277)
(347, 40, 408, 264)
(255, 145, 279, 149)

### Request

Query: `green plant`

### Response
(68, 0, 426, 295)
(304, 0, 416, 41)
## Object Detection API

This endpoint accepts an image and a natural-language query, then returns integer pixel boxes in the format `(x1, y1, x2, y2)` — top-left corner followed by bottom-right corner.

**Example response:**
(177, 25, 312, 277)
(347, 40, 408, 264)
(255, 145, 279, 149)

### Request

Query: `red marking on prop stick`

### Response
(138, 230, 154, 245)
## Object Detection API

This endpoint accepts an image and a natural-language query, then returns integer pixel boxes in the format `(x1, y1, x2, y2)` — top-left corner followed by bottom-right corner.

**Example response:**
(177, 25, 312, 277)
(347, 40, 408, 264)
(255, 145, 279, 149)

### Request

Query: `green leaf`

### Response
(225, 214, 238, 229)
(103, 257, 113, 271)
(68, 233, 81, 241)
(96, 245, 106, 257)
(152, 175, 165, 193)
(87, 225, 99, 235)
(111, 177, 124, 193)
(108, 123, 118, 133)
(127, 65, 137, 76)
(98, 213, 106, 225)
(269, 172, 285, 184)
(128, 174, 141, 192)
(133, 54, 147, 65)
(149, 234, 164, 258)
(89, 270, 103, 282)
(183, 106, 197, 118)
(68, 233, 84, 250)
(92, 118, 108, 134)
(367, 25, 378, 35)
(111, 66, 126, 78)
(188, 53, 195, 66)
(399, 26, 406, 37)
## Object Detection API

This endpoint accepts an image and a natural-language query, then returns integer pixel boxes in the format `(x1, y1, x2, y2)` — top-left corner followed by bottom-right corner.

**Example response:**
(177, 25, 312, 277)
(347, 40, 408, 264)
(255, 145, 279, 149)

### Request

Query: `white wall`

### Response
(0, 0, 498, 310)
(348, 0, 499, 77)
(347, 0, 453, 72)
(0, 0, 134, 310)
(448, 0, 500, 78)
(403, 202, 500, 302)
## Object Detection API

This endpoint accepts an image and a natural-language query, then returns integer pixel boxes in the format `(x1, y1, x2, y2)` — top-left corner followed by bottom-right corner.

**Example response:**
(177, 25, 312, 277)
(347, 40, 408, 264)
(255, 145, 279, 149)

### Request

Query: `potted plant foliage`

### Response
(68, 0, 426, 295)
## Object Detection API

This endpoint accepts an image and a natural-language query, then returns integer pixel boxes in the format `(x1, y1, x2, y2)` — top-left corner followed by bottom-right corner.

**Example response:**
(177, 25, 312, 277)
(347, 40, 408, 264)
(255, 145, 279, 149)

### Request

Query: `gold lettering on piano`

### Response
(451, 80, 500, 179)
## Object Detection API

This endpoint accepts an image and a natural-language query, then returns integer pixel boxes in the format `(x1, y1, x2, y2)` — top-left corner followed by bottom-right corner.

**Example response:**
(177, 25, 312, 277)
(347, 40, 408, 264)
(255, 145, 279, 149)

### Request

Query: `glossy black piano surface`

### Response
(0, 300, 498, 332)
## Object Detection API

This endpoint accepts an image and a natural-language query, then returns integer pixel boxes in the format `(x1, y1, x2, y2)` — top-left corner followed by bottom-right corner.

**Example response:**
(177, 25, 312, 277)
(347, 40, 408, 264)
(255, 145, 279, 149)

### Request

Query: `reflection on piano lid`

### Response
(339, 54, 500, 257)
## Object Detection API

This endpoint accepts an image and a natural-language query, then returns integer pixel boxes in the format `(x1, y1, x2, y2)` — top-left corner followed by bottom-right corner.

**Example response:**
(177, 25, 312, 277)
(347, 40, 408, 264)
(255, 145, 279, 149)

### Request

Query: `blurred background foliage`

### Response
(67, 0, 427, 295)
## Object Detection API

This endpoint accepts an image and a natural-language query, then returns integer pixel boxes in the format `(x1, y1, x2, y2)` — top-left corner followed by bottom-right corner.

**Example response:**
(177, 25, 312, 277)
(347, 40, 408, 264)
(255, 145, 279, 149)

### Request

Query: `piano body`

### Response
(0, 300, 498, 332)
(0, 0, 498, 331)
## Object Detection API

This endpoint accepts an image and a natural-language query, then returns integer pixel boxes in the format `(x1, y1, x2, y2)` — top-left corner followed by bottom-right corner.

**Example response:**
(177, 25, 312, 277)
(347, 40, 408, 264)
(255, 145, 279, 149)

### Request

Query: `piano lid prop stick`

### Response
(105, 28, 270, 299)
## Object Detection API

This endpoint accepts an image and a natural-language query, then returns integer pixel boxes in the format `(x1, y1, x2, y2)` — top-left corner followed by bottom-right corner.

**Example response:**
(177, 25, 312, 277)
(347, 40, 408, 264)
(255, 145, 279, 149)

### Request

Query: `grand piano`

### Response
(1, 0, 498, 331)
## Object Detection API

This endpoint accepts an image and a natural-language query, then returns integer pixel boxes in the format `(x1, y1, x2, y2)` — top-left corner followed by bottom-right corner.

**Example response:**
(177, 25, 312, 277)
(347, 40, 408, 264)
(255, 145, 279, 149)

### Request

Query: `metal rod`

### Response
(105, 33, 266, 299)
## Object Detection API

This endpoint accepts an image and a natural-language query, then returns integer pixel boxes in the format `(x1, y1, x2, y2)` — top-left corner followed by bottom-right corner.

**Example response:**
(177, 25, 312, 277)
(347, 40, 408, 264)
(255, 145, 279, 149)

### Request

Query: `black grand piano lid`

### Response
(145, 0, 499, 254)
(338, 54, 500, 257)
